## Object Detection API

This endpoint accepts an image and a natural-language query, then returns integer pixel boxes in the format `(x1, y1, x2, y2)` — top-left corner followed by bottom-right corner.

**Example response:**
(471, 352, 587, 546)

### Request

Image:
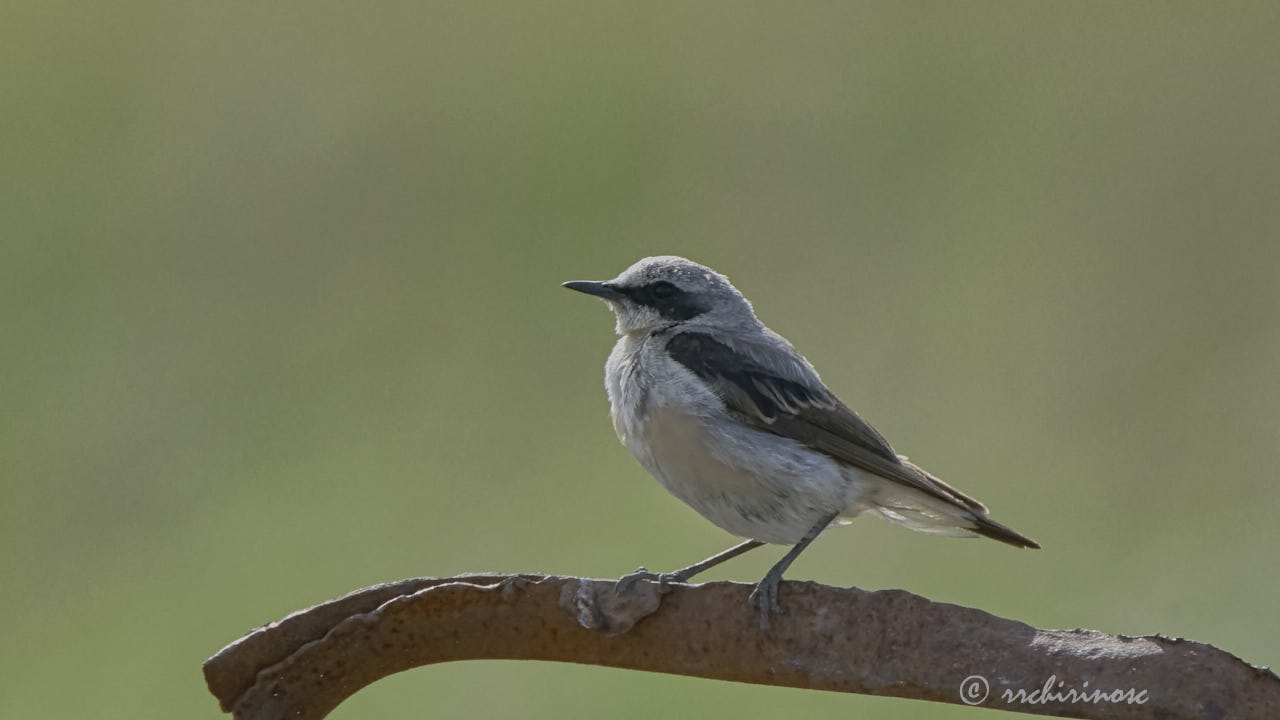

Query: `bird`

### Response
(563, 256, 1038, 627)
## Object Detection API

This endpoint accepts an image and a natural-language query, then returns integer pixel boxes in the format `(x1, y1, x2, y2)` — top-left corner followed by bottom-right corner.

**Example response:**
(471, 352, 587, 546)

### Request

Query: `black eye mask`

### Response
(621, 281, 710, 321)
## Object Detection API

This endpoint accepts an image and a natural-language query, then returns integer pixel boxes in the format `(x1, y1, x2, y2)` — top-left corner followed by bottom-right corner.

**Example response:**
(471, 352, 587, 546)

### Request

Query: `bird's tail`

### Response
(854, 474, 1040, 549)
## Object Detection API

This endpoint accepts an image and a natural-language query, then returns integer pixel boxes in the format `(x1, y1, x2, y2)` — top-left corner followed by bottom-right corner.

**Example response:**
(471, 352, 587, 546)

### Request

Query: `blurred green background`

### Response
(3, 2, 1277, 718)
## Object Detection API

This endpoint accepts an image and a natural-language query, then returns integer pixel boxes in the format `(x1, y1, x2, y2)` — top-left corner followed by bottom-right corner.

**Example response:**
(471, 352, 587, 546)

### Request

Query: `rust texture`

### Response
(203, 574, 1278, 719)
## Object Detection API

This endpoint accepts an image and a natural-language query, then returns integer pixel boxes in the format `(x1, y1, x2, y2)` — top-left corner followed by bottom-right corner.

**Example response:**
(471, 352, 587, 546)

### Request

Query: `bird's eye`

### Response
(651, 281, 677, 299)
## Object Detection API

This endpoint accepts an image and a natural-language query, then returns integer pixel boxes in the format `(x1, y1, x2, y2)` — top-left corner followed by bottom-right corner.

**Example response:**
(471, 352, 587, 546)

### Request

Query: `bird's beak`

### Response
(562, 280, 625, 302)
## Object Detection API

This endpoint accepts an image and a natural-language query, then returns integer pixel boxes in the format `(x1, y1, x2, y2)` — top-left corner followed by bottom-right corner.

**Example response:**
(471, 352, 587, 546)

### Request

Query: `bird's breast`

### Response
(605, 337, 650, 445)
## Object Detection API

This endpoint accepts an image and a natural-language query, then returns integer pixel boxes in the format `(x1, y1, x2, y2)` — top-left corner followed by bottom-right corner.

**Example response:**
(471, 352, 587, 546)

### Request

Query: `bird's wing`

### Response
(665, 330, 988, 515)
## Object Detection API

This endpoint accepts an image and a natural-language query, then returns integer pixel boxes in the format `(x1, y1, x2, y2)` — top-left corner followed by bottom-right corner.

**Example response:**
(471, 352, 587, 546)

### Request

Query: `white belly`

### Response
(626, 403, 852, 544)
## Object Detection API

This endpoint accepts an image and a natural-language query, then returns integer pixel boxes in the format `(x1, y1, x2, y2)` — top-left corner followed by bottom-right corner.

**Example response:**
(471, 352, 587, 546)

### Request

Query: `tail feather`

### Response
(971, 514, 1040, 549)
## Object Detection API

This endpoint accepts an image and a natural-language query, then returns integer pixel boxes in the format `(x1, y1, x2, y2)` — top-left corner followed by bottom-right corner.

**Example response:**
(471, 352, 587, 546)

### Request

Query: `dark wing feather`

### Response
(666, 331, 988, 515)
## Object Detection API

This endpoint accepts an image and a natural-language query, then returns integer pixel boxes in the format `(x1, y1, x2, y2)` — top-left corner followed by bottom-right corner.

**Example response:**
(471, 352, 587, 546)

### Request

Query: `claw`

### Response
(748, 571, 785, 629)
(616, 566, 683, 596)
(616, 566, 655, 595)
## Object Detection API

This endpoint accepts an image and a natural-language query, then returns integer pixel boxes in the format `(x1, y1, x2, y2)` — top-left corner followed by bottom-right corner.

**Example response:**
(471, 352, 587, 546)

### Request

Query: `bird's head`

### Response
(563, 256, 758, 335)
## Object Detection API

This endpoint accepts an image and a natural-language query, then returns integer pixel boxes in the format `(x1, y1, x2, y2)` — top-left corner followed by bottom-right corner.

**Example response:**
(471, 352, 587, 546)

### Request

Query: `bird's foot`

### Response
(747, 569, 785, 629)
(616, 566, 685, 596)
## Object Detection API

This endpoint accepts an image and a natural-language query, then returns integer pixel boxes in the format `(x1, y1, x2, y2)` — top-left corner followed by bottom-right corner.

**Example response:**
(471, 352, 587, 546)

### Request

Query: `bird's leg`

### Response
(748, 511, 840, 629)
(617, 539, 765, 594)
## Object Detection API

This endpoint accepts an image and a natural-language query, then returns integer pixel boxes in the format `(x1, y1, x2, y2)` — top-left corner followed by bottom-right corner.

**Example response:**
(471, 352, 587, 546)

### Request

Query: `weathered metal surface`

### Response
(203, 574, 1279, 720)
